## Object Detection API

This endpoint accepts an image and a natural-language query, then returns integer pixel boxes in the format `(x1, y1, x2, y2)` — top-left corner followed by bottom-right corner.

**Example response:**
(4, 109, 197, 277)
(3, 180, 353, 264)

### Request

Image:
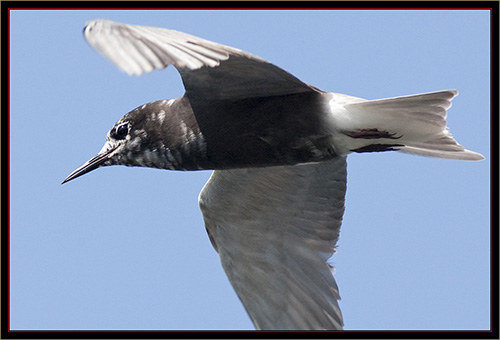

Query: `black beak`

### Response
(62, 146, 117, 184)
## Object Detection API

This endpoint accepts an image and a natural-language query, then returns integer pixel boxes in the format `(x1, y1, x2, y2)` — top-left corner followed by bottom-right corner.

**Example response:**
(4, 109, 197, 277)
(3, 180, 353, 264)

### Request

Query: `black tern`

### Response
(63, 19, 484, 330)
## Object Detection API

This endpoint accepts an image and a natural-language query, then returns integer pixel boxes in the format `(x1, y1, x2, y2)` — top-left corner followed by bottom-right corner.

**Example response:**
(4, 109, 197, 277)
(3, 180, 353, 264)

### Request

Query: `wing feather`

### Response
(199, 157, 347, 330)
(84, 19, 315, 100)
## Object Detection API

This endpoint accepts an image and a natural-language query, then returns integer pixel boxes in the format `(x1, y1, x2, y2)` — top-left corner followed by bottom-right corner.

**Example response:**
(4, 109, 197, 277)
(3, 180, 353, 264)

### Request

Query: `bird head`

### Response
(62, 100, 189, 184)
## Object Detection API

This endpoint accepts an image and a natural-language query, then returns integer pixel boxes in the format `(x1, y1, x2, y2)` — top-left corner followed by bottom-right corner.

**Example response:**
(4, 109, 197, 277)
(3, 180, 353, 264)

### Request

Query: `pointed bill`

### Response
(62, 146, 118, 184)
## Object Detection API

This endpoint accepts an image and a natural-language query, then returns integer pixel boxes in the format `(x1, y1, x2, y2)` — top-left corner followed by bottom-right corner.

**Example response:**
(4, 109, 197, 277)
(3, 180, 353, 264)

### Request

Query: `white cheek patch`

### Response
(129, 136, 142, 151)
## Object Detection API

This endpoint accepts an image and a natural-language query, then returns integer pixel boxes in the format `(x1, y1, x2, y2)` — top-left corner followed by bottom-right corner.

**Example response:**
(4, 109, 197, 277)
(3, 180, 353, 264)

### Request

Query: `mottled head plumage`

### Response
(62, 98, 208, 184)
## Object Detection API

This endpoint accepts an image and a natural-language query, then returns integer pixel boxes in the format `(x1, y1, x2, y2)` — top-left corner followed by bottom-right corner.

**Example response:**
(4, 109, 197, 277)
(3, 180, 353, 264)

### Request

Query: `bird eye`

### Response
(114, 123, 129, 140)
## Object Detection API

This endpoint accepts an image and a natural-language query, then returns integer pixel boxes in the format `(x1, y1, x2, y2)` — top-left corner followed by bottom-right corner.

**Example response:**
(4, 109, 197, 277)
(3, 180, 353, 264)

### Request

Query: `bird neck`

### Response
(155, 97, 213, 171)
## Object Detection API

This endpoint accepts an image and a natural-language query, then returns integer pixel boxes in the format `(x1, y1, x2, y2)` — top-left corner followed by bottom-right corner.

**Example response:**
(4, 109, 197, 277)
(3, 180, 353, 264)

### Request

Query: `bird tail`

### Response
(331, 90, 484, 161)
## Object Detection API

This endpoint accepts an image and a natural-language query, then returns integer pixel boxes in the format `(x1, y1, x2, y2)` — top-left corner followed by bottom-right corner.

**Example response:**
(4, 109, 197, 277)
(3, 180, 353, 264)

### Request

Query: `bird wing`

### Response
(84, 19, 316, 100)
(198, 157, 347, 330)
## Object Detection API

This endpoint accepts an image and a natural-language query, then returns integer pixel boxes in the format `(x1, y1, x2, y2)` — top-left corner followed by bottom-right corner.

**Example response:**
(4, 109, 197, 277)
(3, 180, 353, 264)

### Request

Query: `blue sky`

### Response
(9, 9, 491, 331)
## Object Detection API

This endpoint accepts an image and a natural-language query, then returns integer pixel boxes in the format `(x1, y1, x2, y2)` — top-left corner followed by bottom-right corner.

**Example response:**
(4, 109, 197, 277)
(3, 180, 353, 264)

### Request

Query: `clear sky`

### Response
(9, 9, 491, 331)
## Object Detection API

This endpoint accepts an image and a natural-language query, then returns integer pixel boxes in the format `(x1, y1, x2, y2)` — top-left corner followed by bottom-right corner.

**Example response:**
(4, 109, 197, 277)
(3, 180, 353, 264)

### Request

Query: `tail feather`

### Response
(335, 90, 484, 161)
(397, 135, 484, 160)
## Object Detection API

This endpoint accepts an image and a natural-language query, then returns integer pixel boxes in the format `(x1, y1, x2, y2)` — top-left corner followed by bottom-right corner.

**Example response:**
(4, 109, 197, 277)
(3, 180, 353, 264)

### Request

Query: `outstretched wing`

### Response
(84, 19, 317, 100)
(199, 157, 347, 330)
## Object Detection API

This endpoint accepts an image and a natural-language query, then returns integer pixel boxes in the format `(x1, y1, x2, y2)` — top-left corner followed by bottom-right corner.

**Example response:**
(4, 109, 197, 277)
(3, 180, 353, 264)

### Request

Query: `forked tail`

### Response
(332, 90, 484, 160)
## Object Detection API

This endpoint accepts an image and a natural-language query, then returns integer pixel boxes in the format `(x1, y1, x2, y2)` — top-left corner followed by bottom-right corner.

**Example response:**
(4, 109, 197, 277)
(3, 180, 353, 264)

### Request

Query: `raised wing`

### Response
(199, 157, 347, 330)
(84, 19, 316, 100)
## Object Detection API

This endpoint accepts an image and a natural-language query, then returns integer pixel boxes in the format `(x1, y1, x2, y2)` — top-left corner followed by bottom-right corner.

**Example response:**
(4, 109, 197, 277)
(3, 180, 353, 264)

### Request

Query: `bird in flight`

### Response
(63, 19, 484, 330)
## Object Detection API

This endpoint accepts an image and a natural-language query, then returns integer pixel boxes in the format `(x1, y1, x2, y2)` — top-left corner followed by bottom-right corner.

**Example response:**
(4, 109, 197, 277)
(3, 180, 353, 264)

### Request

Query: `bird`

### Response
(62, 19, 484, 330)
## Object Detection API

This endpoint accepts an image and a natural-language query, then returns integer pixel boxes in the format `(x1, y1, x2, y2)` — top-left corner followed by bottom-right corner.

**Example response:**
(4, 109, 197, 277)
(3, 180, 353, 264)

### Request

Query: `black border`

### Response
(3, 2, 498, 339)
